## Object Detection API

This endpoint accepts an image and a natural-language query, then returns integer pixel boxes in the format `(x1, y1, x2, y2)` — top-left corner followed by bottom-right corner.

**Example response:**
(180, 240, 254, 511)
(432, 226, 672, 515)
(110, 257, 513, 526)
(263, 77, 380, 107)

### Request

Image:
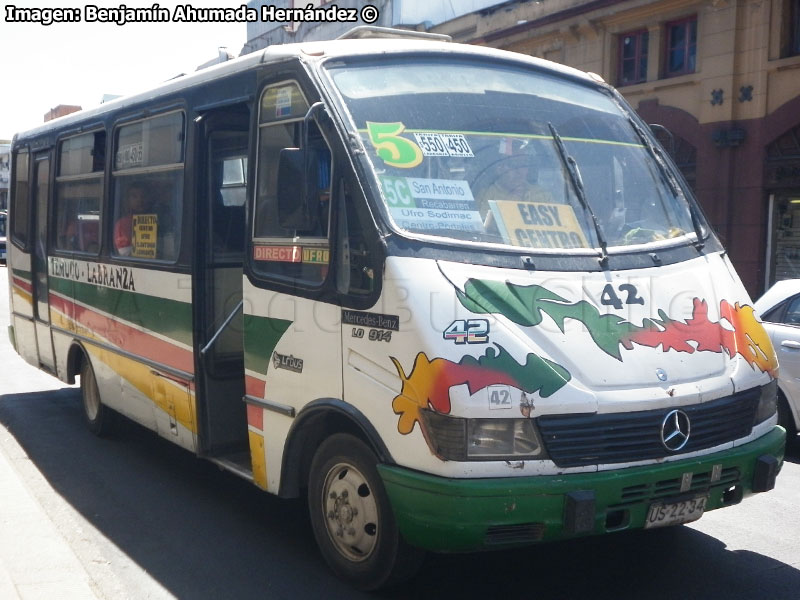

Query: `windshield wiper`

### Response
(547, 122, 609, 265)
(626, 115, 705, 250)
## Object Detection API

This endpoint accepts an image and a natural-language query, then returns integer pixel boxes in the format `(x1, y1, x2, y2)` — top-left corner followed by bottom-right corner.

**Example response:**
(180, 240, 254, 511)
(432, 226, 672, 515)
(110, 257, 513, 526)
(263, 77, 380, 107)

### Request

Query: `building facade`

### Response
(433, 0, 800, 296)
(43, 105, 82, 123)
(240, 0, 800, 296)
(243, 0, 504, 51)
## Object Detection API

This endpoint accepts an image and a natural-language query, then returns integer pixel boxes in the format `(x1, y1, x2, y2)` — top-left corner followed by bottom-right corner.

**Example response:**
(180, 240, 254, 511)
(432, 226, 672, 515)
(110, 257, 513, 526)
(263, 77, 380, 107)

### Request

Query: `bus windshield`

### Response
(326, 58, 698, 251)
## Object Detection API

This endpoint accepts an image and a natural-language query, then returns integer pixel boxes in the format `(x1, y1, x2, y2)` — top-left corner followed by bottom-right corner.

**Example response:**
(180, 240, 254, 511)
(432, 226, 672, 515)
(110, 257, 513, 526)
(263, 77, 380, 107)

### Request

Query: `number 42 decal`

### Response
(443, 319, 489, 344)
(600, 283, 644, 310)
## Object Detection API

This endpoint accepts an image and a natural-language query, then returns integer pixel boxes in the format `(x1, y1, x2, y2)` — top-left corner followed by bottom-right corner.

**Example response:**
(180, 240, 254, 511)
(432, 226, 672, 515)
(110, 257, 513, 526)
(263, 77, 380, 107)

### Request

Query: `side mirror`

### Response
(649, 123, 675, 155)
(277, 148, 319, 230)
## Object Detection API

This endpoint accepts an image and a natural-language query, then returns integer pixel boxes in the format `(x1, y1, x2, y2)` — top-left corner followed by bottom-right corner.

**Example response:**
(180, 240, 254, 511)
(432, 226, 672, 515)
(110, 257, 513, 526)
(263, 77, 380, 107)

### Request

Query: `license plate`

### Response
(644, 495, 707, 528)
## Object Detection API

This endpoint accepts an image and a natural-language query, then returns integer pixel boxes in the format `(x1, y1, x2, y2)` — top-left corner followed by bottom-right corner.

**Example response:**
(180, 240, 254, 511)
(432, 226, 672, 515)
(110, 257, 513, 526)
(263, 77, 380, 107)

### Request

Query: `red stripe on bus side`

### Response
(12, 277, 33, 294)
(246, 403, 264, 430)
(50, 292, 195, 374)
(245, 374, 266, 399)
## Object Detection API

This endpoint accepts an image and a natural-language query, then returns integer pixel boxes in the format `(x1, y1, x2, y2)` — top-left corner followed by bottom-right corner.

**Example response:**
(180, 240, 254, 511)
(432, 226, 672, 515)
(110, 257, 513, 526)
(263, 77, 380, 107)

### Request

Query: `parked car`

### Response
(0, 210, 7, 264)
(754, 279, 800, 443)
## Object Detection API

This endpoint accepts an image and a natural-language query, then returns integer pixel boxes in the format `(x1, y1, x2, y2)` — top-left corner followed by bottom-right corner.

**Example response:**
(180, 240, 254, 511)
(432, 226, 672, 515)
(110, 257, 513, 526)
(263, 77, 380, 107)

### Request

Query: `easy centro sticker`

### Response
(490, 200, 589, 249)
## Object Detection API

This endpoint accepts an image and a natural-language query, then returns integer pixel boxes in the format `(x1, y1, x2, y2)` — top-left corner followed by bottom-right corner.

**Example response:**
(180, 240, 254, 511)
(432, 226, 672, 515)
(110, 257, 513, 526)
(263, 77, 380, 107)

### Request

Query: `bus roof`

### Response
(12, 37, 596, 142)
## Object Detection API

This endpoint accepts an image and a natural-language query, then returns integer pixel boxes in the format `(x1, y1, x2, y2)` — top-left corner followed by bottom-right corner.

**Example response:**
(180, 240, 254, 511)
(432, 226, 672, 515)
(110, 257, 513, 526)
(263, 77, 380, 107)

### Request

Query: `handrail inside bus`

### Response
(200, 300, 244, 356)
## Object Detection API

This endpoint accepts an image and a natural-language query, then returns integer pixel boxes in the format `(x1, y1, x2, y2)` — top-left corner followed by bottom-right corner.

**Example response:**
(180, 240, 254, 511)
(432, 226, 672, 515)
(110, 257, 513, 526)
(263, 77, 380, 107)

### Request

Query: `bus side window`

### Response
(252, 81, 332, 286)
(10, 150, 30, 248)
(55, 131, 104, 254)
(253, 121, 295, 240)
(213, 155, 247, 257)
(111, 112, 184, 262)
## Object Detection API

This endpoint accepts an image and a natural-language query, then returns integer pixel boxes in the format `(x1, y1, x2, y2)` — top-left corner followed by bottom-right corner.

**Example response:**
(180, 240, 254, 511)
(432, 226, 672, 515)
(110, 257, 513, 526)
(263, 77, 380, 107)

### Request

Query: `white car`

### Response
(755, 279, 800, 444)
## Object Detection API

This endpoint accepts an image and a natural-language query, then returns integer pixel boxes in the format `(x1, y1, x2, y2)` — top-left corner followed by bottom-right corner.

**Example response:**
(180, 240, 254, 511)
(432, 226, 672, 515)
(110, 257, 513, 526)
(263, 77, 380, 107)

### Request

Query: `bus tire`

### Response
(80, 358, 115, 436)
(307, 433, 423, 590)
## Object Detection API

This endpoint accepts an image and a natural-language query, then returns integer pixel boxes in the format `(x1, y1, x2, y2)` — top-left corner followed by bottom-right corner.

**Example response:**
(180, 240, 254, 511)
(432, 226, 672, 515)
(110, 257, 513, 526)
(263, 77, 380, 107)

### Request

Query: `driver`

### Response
(481, 155, 554, 204)
(479, 139, 556, 233)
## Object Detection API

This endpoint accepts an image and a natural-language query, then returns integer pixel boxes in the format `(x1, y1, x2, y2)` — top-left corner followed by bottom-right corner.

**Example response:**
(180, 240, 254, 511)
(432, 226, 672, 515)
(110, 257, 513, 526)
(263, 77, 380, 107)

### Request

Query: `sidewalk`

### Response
(0, 427, 101, 600)
(0, 267, 171, 600)
(0, 264, 102, 599)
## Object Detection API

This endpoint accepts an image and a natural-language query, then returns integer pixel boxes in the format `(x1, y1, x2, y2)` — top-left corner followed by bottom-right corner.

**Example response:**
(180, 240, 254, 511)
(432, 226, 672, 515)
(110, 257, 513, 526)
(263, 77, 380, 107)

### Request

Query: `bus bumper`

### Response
(378, 426, 785, 553)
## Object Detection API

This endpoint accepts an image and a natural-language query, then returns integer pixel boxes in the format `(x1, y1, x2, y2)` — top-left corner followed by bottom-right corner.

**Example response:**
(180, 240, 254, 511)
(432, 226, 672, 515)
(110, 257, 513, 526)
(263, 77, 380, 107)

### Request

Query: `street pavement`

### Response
(0, 265, 170, 600)
(0, 265, 98, 598)
(1, 262, 798, 600)
(0, 416, 102, 599)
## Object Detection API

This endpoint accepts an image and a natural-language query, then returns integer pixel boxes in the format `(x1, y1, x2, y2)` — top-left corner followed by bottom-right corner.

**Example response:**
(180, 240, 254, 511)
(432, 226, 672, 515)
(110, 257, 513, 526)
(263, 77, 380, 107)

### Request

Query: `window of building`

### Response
(10, 150, 30, 247)
(55, 131, 104, 253)
(111, 112, 184, 261)
(618, 29, 649, 85)
(651, 128, 697, 193)
(792, 0, 800, 56)
(253, 81, 333, 286)
(664, 16, 697, 77)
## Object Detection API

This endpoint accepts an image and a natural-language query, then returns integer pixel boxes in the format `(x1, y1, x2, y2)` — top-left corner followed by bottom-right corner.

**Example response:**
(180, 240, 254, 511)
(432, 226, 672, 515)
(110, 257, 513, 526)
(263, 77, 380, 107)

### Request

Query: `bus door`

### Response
(243, 79, 343, 491)
(8, 149, 39, 367)
(32, 153, 56, 371)
(195, 108, 250, 462)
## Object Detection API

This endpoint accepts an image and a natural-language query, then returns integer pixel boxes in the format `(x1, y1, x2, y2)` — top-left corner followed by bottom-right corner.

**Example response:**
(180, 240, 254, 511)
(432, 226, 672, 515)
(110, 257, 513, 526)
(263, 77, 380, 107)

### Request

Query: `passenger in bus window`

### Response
(60, 210, 79, 251)
(151, 189, 177, 259)
(114, 182, 149, 256)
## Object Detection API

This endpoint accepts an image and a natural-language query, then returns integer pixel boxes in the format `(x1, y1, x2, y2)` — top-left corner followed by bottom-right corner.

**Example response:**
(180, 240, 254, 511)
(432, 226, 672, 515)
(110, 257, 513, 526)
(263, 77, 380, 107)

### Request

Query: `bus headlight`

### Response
(754, 379, 778, 424)
(419, 410, 546, 461)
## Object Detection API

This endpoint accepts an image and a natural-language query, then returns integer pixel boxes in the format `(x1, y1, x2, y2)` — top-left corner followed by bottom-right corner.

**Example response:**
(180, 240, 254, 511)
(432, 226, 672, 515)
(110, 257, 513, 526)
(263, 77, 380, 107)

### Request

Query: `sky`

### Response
(0, 1, 250, 140)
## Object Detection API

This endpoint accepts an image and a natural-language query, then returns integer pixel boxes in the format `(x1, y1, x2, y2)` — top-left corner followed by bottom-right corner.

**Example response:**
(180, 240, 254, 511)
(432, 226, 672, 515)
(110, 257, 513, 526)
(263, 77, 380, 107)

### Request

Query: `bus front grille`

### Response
(537, 388, 759, 468)
(485, 523, 545, 545)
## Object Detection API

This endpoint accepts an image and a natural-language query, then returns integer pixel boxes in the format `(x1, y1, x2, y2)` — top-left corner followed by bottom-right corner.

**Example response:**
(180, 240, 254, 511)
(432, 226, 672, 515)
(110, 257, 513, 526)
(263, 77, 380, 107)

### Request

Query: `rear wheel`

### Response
(307, 434, 423, 590)
(80, 357, 115, 436)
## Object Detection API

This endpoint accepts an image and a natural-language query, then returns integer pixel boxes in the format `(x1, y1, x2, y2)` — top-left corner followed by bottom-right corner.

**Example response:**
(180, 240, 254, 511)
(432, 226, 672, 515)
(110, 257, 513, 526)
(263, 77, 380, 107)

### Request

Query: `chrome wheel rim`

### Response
(321, 461, 379, 562)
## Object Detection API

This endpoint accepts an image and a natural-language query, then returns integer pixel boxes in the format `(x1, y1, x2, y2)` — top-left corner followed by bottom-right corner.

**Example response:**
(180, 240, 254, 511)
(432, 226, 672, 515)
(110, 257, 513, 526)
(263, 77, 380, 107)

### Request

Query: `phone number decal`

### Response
(413, 133, 474, 158)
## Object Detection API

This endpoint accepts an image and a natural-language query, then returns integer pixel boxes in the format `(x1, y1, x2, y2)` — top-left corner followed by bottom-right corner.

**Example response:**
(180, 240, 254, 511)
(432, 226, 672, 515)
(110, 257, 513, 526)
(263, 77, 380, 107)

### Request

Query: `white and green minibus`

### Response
(7, 27, 785, 590)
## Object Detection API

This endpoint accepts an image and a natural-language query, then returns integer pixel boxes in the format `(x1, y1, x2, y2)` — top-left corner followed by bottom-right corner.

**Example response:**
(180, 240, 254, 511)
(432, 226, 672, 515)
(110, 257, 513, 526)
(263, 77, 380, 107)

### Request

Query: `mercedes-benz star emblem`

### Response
(661, 409, 691, 452)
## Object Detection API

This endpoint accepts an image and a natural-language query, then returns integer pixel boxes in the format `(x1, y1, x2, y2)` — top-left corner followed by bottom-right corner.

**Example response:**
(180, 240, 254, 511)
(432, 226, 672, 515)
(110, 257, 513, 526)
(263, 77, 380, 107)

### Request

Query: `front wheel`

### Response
(80, 357, 115, 436)
(307, 434, 423, 590)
